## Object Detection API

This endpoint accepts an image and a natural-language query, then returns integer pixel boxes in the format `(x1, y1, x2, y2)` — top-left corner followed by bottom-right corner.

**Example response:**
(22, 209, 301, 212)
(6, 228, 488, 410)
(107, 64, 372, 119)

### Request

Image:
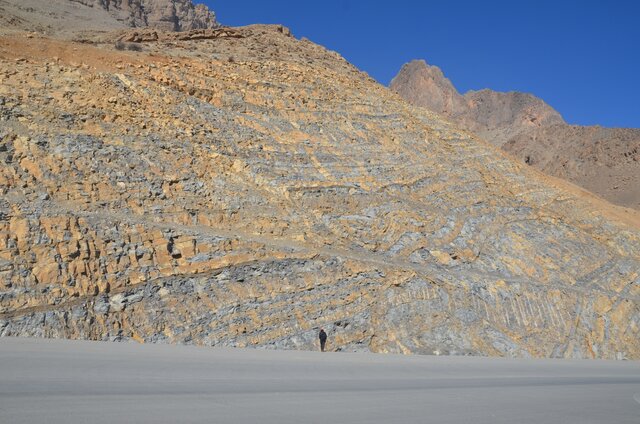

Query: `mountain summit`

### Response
(390, 60, 467, 117)
(390, 60, 565, 138)
(391, 60, 640, 209)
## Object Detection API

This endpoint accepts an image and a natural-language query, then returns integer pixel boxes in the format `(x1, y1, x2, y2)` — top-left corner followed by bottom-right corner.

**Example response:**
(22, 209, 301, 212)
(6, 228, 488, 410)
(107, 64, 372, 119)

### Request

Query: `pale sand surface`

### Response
(1, 337, 639, 423)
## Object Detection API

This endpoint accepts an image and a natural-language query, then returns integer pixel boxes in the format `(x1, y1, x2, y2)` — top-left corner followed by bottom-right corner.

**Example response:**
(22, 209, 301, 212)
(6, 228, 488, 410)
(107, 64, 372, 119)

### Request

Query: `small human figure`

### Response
(319, 328, 327, 352)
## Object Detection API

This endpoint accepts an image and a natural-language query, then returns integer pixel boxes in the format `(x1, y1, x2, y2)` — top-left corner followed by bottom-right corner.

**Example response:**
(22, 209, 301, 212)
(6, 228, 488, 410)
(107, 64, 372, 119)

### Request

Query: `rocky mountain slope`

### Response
(0, 13, 639, 359)
(0, 0, 218, 35)
(390, 60, 640, 210)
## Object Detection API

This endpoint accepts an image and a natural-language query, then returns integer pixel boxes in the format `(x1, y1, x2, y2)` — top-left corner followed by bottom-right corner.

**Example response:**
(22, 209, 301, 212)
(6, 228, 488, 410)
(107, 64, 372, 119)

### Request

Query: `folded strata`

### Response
(0, 23, 638, 358)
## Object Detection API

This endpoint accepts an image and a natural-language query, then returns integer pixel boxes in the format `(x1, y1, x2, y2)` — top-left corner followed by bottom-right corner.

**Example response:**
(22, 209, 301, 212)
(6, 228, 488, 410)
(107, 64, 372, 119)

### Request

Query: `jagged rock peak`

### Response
(390, 59, 564, 127)
(390, 59, 466, 117)
(390, 59, 640, 210)
(69, 0, 219, 31)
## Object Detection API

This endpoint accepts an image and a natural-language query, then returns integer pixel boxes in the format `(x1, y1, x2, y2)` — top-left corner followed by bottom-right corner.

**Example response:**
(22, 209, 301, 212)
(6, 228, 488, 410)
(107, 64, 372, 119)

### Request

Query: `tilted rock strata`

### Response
(115, 27, 245, 43)
(390, 60, 640, 209)
(0, 27, 639, 358)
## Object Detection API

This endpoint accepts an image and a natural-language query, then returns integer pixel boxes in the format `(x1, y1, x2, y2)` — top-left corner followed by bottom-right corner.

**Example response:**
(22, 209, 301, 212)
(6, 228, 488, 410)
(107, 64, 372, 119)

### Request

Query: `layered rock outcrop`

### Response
(391, 60, 640, 209)
(70, 0, 219, 31)
(0, 23, 639, 359)
(0, 0, 218, 35)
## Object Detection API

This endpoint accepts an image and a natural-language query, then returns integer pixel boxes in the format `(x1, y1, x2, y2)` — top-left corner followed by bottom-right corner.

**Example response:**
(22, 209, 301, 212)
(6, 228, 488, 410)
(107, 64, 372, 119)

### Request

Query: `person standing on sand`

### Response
(319, 328, 327, 352)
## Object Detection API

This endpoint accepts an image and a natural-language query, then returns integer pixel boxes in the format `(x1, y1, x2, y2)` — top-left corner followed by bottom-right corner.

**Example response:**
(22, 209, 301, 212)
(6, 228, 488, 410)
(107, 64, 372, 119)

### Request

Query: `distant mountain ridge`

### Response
(390, 59, 640, 210)
(69, 0, 218, 31)
(0, 0, 218, 35)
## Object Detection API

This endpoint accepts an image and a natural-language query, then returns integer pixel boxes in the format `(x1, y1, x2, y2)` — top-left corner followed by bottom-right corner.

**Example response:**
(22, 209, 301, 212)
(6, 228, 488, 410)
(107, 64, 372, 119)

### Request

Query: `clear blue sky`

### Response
(206, 1, 640, 128)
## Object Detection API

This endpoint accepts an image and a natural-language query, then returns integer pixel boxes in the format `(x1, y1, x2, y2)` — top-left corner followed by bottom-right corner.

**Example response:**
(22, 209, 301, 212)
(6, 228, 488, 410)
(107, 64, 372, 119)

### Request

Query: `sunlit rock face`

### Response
(69, 0, 219, 31)
(0, 21, 639, 359)
(391, 59, 640, 210)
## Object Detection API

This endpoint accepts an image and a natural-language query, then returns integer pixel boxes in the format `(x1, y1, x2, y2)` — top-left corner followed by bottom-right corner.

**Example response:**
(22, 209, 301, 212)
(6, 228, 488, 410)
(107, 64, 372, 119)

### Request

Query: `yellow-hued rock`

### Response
(0, 25, 638, 359)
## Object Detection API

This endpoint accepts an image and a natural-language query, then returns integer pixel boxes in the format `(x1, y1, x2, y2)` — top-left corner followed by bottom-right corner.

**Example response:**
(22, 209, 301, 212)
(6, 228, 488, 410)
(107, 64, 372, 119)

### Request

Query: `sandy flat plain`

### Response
(1, 337, 639, 423)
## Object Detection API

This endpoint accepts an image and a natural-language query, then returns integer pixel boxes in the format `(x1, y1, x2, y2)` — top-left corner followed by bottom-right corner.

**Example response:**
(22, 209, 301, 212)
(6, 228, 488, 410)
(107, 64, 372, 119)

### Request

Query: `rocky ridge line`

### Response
(0, 0, 218, 36)
(390, 59, 640, 210)
(69, 0, 219, 31)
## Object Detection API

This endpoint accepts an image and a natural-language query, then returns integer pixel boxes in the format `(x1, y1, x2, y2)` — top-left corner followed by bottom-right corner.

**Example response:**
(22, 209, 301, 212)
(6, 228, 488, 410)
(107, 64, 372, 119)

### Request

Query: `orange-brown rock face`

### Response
(390, 60, 640, 210)
(0, 25, 639, 359)
(388, 60, 468, 117)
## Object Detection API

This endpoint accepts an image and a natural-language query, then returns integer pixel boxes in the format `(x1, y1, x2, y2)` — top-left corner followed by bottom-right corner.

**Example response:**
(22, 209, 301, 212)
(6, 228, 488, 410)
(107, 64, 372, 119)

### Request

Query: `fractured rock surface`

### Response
(0, 0, 218, 36)
(0, 24, 639, 358)
(391, 59, 640, 210)
(69, 0, 219, 31)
